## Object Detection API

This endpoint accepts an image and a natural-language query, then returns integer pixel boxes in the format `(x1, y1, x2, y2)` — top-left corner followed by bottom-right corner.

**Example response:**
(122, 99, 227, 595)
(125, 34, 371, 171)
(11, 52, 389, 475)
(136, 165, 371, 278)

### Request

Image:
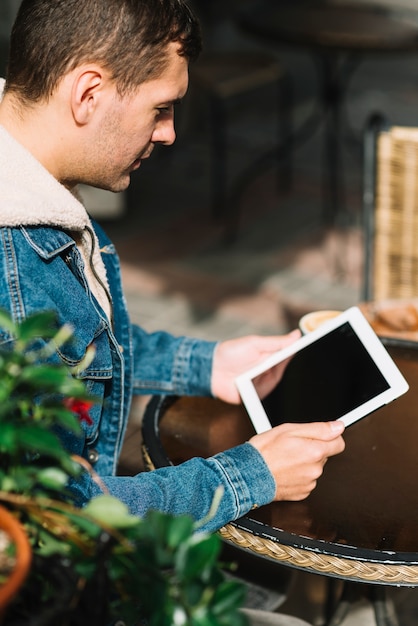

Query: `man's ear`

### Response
(70, 69, 106, 125)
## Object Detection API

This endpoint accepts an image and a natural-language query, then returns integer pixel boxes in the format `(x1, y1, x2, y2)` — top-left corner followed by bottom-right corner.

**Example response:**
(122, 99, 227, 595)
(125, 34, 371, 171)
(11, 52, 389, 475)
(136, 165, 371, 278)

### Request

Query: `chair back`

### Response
(363, 116, 418, 302)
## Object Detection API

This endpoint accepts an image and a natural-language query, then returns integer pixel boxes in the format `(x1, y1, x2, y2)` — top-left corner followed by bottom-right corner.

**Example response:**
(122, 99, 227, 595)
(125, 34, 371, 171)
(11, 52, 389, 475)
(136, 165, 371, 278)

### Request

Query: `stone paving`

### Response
(119, 224, 363, 341)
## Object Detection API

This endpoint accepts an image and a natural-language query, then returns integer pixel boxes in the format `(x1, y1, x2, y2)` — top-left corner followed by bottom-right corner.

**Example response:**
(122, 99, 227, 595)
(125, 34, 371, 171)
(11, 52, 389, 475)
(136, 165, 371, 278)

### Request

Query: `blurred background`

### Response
(2, 1, 418, 343)
(2, 3, 418, 623)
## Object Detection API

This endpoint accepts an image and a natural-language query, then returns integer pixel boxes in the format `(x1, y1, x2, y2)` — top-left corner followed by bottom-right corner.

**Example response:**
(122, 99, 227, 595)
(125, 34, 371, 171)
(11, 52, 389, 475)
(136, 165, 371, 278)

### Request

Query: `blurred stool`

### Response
(189, 51, 293, 240)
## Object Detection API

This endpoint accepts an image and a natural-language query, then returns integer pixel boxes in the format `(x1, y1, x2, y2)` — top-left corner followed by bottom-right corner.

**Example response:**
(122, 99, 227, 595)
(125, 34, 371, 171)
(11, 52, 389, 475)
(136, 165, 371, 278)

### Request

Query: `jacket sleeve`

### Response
(87, 442, 276, 533)
(131, 322, 217, 397)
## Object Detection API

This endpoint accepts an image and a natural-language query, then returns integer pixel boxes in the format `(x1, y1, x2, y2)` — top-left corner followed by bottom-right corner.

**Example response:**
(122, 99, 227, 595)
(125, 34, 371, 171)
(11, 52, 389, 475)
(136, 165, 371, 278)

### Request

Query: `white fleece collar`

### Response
(0, 125, 90, 230)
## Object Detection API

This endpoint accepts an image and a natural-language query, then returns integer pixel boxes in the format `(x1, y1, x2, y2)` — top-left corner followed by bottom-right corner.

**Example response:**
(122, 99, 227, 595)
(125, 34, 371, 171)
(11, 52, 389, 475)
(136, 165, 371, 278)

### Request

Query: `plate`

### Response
(360, 300, 418, 340)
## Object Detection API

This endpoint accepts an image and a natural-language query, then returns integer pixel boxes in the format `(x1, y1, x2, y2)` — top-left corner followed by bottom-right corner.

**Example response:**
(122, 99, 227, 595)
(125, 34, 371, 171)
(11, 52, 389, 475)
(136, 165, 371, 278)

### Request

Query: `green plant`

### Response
(0, 310, 247, 626)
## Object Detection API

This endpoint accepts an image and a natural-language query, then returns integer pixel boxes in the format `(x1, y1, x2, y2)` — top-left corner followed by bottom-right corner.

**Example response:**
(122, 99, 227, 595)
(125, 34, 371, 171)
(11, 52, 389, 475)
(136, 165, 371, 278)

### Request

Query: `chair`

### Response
(363, 114, 418, 301)
(189, 51, 293, 240)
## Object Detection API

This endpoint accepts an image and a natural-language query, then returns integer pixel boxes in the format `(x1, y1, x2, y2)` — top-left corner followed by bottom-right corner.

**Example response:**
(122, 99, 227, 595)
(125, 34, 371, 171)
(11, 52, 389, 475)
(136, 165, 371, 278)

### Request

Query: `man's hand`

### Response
(211, 333, 345, 503)
(250, 420, 346, 501)
(211, 331, 301, 404)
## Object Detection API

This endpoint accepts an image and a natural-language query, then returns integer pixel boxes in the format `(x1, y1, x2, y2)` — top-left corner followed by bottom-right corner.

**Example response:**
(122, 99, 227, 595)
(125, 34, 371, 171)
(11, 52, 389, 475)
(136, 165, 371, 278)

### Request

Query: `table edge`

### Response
(220, 522, 418, 586)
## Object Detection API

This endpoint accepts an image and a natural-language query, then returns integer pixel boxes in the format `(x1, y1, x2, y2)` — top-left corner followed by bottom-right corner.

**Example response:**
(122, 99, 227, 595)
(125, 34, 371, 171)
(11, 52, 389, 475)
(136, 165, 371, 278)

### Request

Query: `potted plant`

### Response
(0, 310, 247, 626)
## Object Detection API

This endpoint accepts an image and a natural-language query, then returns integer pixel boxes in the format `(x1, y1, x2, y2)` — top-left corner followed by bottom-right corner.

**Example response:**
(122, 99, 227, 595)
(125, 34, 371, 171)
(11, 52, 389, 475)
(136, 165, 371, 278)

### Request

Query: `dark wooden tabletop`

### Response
(238, 1, 418, 54)
(142, 338, 418, 584)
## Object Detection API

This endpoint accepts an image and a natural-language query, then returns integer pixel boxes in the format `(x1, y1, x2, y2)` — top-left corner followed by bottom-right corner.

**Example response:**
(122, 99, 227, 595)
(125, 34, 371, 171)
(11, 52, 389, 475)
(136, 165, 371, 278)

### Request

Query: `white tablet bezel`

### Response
(235, 306, 409, 433)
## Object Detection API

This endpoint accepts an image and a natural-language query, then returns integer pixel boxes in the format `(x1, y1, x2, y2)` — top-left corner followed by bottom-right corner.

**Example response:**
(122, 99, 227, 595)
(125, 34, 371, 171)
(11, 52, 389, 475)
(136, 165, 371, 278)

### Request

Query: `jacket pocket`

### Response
(58, 322, 113, 444)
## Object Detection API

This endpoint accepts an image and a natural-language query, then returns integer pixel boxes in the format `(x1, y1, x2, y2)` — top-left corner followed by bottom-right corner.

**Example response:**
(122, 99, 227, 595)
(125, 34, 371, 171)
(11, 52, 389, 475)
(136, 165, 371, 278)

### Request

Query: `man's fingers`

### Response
(250, 419, 346, 502)
(280, 420, 345, 441)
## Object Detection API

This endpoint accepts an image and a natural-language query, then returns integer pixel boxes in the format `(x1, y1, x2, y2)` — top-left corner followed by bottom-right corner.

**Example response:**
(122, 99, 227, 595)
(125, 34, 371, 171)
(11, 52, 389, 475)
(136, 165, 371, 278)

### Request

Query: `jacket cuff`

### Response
(173, 337, 217, 396)
(212, 442, 276, 519)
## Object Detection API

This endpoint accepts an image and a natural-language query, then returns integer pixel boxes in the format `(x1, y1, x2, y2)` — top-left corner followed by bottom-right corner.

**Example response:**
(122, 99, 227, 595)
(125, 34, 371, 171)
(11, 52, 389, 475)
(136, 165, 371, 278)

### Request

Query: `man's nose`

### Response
(153, 117, 176, 146)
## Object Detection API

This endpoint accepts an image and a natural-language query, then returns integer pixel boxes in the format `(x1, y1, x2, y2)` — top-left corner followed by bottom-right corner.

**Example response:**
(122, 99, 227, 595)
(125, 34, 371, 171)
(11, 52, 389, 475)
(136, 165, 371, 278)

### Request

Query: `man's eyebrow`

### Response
(157, 98, 182, 108)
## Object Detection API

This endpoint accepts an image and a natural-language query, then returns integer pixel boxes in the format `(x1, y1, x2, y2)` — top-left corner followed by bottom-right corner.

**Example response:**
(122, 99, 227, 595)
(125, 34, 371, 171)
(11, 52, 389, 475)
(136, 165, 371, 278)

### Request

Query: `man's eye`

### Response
(156, 106, 171, 116)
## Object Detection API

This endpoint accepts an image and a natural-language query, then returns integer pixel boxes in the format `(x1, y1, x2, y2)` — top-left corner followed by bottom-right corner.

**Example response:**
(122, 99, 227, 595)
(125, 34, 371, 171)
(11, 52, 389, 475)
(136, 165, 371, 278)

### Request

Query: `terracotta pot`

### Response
(0, 504, 32, 617)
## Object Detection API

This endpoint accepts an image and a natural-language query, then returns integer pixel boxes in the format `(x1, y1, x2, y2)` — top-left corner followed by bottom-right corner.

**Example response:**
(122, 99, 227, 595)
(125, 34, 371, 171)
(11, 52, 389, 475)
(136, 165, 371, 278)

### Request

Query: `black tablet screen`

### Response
(252, 322, 390, 426)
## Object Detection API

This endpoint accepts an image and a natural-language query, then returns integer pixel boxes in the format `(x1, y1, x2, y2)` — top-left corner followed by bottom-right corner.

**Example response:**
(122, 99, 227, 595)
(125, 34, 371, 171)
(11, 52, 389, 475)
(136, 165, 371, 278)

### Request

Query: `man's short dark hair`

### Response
(5, 0, 202, 102)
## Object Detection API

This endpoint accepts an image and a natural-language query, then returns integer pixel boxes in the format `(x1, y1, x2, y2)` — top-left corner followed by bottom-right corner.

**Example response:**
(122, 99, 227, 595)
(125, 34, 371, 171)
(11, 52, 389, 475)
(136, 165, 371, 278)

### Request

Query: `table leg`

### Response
(371, 586, 399, 626)
(314, 52, 360, 226)
(325, 581, 399, 626)
(325, 580, 358, 626)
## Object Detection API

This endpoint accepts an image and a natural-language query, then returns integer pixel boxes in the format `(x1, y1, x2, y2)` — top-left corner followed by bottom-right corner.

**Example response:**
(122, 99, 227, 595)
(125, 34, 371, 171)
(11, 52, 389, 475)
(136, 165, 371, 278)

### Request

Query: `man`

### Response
(0, 0, 344, 567)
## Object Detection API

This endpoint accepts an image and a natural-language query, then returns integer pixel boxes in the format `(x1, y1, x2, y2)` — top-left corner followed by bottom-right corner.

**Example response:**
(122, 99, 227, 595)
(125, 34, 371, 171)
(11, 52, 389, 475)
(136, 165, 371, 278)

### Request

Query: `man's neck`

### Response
(0, 92, 70, 183)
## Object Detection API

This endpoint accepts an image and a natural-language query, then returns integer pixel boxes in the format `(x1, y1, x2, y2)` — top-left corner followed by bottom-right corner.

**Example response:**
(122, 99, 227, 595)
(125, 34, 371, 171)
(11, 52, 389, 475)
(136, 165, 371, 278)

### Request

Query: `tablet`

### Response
(235, 306, 409, 433)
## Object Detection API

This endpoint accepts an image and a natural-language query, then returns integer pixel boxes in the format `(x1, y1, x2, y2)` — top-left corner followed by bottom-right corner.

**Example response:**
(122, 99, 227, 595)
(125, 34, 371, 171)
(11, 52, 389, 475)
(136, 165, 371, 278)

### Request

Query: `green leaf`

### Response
(166, 514, 195, 549)
(211, 580, 247, 617)
(65, 511, 103, 539)
(0, 475, 18, 492)
(36, 529, 73, 557)
(0, 422, 17, 452)
(0, 310, 16, 335)
(58, 378, 94, 399)
(84, 495, 140, 529)
(19, 364, 70, 388)
(73, 559, 99, 580)
(176, 533, 220, 581)
(37, 467, 69, 490)
(16, 311, 58, 343)
(37, 406, 82, 435)
(16, 426, 66, 459)
(7, 466, 38, 492)
(189, 611, 218, 626)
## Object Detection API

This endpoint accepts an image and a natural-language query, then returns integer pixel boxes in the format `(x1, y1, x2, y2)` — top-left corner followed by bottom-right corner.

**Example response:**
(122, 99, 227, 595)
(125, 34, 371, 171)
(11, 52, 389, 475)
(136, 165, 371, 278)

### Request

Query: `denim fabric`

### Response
(0, 222, 275, 531)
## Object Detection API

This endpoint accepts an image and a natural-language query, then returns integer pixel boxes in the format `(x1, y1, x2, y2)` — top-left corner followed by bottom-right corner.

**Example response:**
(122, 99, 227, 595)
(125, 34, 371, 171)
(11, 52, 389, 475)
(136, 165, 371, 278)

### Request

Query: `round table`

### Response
(141, 337, 418, 624)
(237, 1, 418, 225)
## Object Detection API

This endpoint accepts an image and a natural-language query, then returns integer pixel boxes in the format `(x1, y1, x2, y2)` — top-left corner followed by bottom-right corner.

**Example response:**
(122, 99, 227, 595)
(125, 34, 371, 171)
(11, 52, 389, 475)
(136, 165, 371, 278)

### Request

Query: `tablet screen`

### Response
(251, 322, 391, 426)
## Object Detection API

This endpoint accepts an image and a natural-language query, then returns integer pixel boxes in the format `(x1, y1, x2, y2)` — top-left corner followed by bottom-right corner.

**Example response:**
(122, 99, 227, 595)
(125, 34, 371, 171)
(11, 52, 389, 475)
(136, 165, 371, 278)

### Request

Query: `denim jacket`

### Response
(0, 123, 275, 532)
